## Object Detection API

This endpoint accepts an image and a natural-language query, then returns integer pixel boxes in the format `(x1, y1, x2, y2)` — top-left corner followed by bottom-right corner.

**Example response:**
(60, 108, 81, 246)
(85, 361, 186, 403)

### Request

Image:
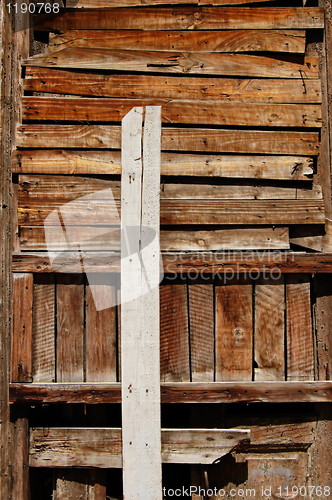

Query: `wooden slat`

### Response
(9, 381, 332, 404)
(215, 277, 253, 381)
(25, 50, 319, 78)
(33, 8, 324, 31)
(16, 125, 320, 155)
(46, 29, 306, 54)
(32, 275, 55, 383)
(12, 274, 33, 383)
(56, 274, 84, 383)
(254, 277, 285, 381)
(11, 419, 29, 500)
(12, 251, 332, 274)
(29, 427, 250, 467)
(22, 98, 322, 128)
(189, 281, 214, 382)
(86, 282, 117, 382)
(66, 0, 285, 7)
(12, 150, 315, 181)
(160, 282, 190, 382)
(25, 68, 321, 103)
(286, 275, 314, 381)
(55, 472, 88, 500)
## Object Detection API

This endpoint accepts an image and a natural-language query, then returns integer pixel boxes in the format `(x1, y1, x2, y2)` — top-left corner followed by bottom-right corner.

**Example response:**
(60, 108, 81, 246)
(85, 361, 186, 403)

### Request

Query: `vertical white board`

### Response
(121, 106, 162, 500)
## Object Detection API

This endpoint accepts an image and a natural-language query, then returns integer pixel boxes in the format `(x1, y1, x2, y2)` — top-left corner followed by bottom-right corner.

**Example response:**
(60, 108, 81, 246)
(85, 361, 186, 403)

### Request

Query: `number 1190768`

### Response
(7, 3, 60, 13)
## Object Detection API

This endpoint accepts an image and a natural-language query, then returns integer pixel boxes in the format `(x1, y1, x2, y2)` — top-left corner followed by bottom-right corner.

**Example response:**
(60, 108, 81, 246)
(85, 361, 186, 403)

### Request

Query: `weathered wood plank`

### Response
(29, 427, 250, 467)
(11, 419, 29, 500)
(254, 277, 285, 381)
(286, 275, 314, 381)
(66, 0, 285, 7)
(54, 472, 88, 500)
(22, 97, 322, 128)
(47, 29, 306, 54)
(9, 381, 332, 404)
(56, 274, 84, 383)
(12, 150, 315, 180)
(313, 274, 332, 380)
(16, 125, 320, 155)
(25, 50, 319, 78)
(25, 68, 321, 103)
(32, 275, 55, 383)
(215, 277, 253, 381)
(12, 274, 33, 383)
(189, 281, 214, 382)
(12, 251, 332, 274)
(33, 8, 324, 31)
(160, 282, 190, 382)
(86, 282, 117, 382)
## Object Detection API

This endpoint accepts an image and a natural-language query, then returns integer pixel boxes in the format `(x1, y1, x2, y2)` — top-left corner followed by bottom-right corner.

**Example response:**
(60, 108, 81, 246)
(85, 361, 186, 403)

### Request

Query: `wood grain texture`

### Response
(12, 274, 33, 383)
(12, 150, 315, 180)
(25, 68, 321, 103)
(32, 275, 55, 383)
(25, 49, 319, 78)
(189, 282, 214, 382)
(9, 381, 332, 404)
(254, 277, 285, 381)
(286, 275, 314, 381)
(33, 7, 324, 31)
(29, 428, 250, 467)
(46, 29, 306, 54)
(19, 227, 290, 252)
(54, 472, 88, 500)
(22, 97, 322, 128)
(160, 282, 190, 382)
(66, 0, 287, 7)
(86, 282, 117, 382)
(10, 419, 29, 500)
(215, 277, 253, 381)
(16, 125, 320, 155)
(56, 274, 84, 383)
(313, 274, 332, 381)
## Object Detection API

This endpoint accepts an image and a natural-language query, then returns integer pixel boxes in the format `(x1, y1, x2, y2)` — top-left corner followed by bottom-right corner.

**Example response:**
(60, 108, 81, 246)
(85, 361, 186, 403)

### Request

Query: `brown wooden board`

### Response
(160, 281, 190, 382)
(32, 274, 55, 383)
(25, 68, 321, 103)
(16, 125, 320, 155)
(313, 274, 332, 381)
(12, 274, 33, 383)
(22, 98, 322, 128)
(46, 29, 306, 54)
(66, 0, 288, 7)
(215, 276, 253, 381)
(56, 274, 84, 383)
(189, 281, 214, 382)
(286, 275, 314, 381)
(254, 276, 285, 381)
(12, 150, 315, 180)
(10, 419, 29, 500)
(25, 50, 319, 78)
(33, 8, 324, 31)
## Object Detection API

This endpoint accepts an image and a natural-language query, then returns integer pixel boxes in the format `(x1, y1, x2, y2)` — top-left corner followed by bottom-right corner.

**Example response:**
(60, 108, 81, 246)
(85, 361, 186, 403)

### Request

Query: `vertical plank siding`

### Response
(12, 274, 33, 383)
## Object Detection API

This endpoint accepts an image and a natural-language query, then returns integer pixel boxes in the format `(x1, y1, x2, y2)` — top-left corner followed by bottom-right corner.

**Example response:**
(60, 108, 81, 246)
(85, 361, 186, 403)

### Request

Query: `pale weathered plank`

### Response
(12, 274, 33, 383)
(25, 68, 321, 103)
(19, 227, 290, 252)
(25, 50, 319, 78)
(215, 277, 253, 381)
(254, 277, 285, 381)
(86, 282, 117, 382)
(46, 29, 306, 54)
(55, 472, 88, 500)
(189, 282, 214, 382)
(121, 107, 162, 500)
(33, 7, 324, 31)
(29, 428, 250, 467)
(32, 275, 55, 383)
(16, 125, 320, 155)
(22, 97, 322, 128)
(12, 150, 315, 180)
(160, 282, 190, 382)
(286, 275, 314, 381)
(56, 274, 84, 383)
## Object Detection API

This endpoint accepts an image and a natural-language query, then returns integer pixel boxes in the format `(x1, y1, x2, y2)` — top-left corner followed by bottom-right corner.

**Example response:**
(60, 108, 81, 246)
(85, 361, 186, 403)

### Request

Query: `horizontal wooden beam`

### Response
(12, 150, 315, 180)
(22, 98, 322, 128)
(32, 8, 324, 31)
(45, 29, 306, 54)
(66, 0, 291, 8)
(25, 69, 321, 103)
(29, 427, 250, 467)
(10, 382, 332, 404)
